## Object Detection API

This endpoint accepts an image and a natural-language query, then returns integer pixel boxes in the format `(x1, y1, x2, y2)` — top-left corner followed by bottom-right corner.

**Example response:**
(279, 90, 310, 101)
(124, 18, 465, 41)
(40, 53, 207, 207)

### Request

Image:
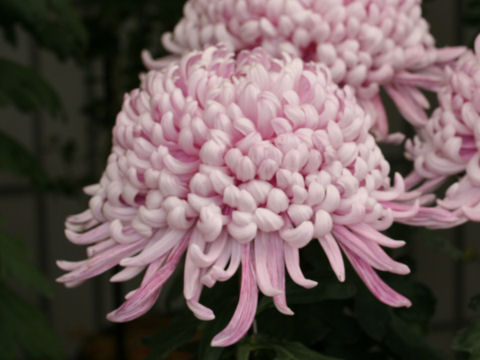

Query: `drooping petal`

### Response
(284, 243, 317, 289)
(318, 233, 345, 282)
(342, 246, 411, 308)
(211, 243, 258, 347)
(254, 231, 282, 296)
(107, 232, 190, 322)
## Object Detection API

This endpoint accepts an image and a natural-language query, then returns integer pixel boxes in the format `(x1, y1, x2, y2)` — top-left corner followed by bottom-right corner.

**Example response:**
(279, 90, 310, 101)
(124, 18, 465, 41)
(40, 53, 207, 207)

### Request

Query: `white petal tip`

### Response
(279, 307, 294, 316)
(303, 280, 318, 289)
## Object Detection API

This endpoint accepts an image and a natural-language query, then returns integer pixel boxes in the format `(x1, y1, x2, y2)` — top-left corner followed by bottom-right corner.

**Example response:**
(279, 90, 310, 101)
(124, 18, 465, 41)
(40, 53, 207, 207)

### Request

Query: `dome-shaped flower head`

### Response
(157, 0, 464, 141)
(58, 45, 436, 347)
(405, 35, 480, 226)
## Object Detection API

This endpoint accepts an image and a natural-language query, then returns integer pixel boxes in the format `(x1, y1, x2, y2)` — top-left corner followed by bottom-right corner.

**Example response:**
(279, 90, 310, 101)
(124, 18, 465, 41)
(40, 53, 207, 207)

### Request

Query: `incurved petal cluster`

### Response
(405, 36, 480, 225)
(159, 0, 464, 140)
(59, 46, 424, 347)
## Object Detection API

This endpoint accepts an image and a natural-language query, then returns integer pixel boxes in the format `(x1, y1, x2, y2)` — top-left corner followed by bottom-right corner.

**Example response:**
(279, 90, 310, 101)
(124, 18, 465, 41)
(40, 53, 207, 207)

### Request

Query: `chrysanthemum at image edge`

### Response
(57, 45, 455, 347)
(405, 35, 480, 227)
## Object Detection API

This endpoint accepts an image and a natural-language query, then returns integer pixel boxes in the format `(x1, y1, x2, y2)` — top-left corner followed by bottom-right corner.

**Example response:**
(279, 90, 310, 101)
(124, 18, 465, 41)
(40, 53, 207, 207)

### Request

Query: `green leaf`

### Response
(469, 294, 480, 312)
(242, 335, 340, 360)
(391, 280, 436, 333)
(142, 312, 198, 360)
(0, 0, 87, 59)
(258, 280, 356, 314)
(0, 58, 62, 117)
(236, 342, 253, 360)
(0, 131, 48, 187)
(354, 290, 391, 341)
(196, 281, 239, 360)
(0, 229, 52, 296)
(418, 229, 462, 260)
(197, 299, 235, 360)
(454, 320, 480, 358)
(0, 284, 62, 359)
(385, 315, 447, 360)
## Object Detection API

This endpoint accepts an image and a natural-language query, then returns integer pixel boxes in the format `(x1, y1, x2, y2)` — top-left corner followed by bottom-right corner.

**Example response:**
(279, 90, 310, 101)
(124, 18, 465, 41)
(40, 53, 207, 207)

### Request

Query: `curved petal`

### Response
(342, 246, 411, 308)
(211, 243, 258, 347)
(284, 243, 317, 289)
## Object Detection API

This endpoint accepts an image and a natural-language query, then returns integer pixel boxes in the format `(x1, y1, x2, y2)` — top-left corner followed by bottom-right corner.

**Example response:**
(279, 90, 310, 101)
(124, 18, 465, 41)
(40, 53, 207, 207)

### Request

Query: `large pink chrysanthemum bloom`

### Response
(156, 0, 464, 141)
(58, 45, 448, 347)
(405, 36, 480, 227)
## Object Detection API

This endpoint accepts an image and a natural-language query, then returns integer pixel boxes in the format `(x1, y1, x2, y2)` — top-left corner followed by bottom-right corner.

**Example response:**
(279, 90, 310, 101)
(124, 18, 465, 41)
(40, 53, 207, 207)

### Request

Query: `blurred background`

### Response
(1, 0, 480, 359)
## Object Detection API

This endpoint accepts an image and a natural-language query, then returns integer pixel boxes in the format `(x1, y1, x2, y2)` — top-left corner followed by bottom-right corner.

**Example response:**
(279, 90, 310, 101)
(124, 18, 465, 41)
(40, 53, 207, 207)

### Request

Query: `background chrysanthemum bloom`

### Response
(58, 45, 445, 347)
(405, 35, 480, 226)
(157, 0, 463, 141)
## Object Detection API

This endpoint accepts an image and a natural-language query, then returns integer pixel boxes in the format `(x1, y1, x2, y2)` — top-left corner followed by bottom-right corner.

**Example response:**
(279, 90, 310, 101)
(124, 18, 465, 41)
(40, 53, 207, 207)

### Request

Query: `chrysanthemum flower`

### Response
(157, 0, 464, 141)
(59, 45, 440, 347)
(405, 36, 480, 226)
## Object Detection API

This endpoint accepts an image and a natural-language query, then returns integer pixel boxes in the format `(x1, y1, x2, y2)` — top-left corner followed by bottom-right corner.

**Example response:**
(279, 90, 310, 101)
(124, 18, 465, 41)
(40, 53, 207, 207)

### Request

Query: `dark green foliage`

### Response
(0, 230, 61, 359)
(454, 321, 480, 359)
(465, 0, 480, 26)
(0, 1, 87, 359)
(0, 230, 52, 296)
(79, 0, 187, 130)
(0, 284, 62, 359)
(0, 0, 87, 59)
(469, 294, 480, 312)
(236, 335, 340, 360)
(417, 229, 463, 261)
(453, 293, 480, 360)
(143, 312, 199, 360)
(0, 131, 48, 186)
(0, 58, 62, 116)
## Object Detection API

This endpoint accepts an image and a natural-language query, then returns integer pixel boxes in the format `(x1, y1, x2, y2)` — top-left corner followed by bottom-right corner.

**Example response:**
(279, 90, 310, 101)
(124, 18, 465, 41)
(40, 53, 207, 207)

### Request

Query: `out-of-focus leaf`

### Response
(469, 294, 480, 312)
(0, 284, 62, 359)
(0, 0, 87, 59)
(240, 335, 340, 360)
(0, 58, 62, 117)
(258, 280, 356, 314)
(454, 320, 480, 358)
(197, 300, 235, 360)
(195, 279, 240, 360)
(0, 131, 48, 187)
(0, 229, 52, 297)
(391, 280, 436, 333)
(354, 290, 391, 341)
(236, 342, 253, 360)
(286, 281, 357, 304)
(418, 229, 462, 260)
(385, 315, 447, 360)
(143, 312, 198, 360)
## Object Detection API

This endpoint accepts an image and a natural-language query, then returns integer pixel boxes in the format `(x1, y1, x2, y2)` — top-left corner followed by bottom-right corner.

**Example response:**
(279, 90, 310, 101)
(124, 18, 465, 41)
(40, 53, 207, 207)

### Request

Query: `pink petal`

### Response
(120, 229, 185, 267)
(342, 246, 411, 308)
(64, 222, 110, 245)
(284, 243, 317, 289)
(57, 239, 148, 284)
(385, 85, 428, 127)
(254, 231, 282, 296)
(107, 232, 190, 322)
(333, 225, 409, 274)
(349, 223, 405, 249)
(318, 233, 345, 282)
(211, 243, 258, 347)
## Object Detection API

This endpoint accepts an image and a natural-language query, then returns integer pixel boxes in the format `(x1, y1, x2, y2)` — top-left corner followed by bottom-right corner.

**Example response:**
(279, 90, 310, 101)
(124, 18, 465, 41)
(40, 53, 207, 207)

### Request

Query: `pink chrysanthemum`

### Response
(157, 0, 464, 141)
(405, 36, 480, 226)
(59, 45, 438, 347)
